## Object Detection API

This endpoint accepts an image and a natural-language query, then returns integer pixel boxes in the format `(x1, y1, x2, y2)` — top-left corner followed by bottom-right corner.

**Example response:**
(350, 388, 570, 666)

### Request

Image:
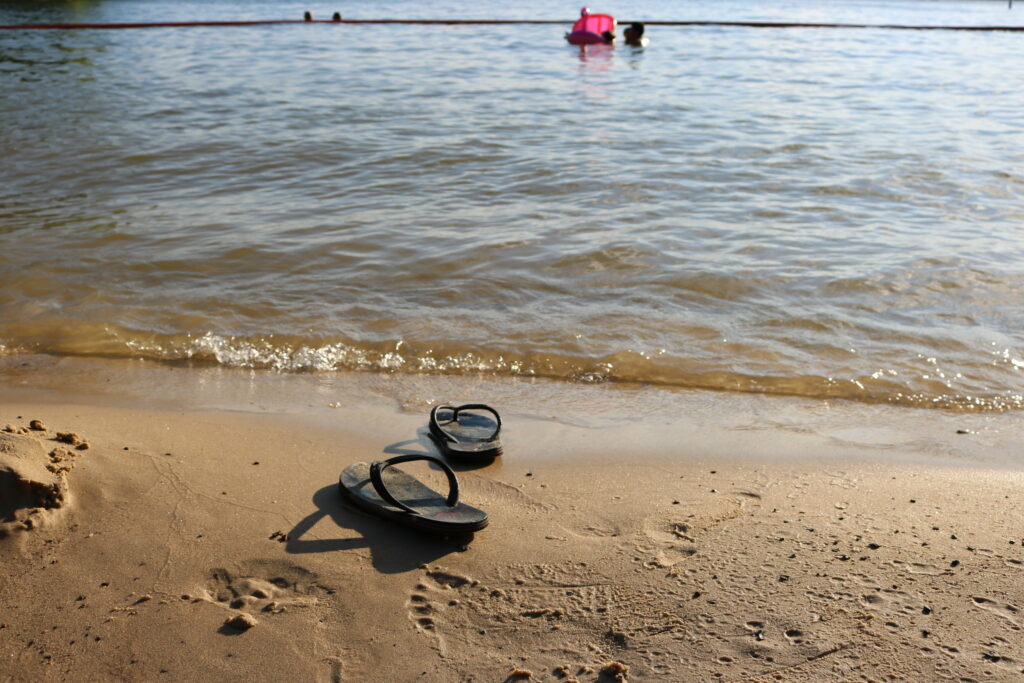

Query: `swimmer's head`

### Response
(624, 22, 645, 42)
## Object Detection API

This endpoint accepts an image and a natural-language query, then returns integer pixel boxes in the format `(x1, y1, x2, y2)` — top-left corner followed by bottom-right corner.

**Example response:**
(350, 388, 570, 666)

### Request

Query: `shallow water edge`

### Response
(2, 354, 1021, 470)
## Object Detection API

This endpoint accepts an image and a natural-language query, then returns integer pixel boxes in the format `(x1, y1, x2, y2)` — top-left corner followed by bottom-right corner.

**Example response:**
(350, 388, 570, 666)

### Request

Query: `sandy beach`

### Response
(5, 0, 1024, 680)
(0, 358, 1021, 682)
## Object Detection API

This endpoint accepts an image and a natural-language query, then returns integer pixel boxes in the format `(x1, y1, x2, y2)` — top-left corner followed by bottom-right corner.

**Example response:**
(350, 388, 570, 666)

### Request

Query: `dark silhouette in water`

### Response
(624, 22, 647, 46)
(332, 12, 342, 22)
(303, 11, 312, 22)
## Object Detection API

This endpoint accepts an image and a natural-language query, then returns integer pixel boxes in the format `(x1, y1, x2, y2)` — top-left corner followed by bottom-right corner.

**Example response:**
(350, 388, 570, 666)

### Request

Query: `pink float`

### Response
(565, 7, 615, 46)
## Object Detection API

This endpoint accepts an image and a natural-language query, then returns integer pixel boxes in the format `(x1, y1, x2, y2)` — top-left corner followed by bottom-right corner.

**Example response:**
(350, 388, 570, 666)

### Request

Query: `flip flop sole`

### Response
(339, 462, 488, 534)
(428, 430, 503, 460)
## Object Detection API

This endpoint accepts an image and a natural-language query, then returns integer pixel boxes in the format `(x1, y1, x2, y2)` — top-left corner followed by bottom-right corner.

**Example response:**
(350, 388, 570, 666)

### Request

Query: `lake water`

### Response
(2, 0, 1024, 412)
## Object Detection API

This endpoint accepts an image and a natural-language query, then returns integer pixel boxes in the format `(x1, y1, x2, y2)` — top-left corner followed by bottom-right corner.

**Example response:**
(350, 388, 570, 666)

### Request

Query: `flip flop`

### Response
(428, 404, 503, 460)
(338, 454, 488, 534)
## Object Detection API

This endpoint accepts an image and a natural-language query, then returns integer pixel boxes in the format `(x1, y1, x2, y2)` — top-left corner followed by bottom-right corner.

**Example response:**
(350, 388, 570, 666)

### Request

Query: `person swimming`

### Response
(623, 22, 648, 47)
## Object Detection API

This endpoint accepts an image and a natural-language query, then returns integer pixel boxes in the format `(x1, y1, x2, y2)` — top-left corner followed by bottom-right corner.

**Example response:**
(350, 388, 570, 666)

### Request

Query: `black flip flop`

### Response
(338, 454, 488, 534)
(428, 404, 503, 460)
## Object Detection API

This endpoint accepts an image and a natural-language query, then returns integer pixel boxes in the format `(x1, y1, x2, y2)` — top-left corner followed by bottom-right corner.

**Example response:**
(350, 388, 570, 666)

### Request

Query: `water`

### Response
(2, 0, 1024, 411)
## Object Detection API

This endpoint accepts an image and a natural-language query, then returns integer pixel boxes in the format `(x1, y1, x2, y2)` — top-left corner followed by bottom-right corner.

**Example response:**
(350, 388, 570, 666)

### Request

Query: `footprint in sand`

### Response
(197, 559, 331, 625)
(637, 521, 698, 569)
(890, 560, 944, 576)
(404, 567, 482, 653)
(405, 561, 681, 678)
(971, 596, 1021, 628)
(464, 474, 625, 541)
(639, 495, 748, 570)
(194, 559, 346, 679)
(407, 593, 437, 632)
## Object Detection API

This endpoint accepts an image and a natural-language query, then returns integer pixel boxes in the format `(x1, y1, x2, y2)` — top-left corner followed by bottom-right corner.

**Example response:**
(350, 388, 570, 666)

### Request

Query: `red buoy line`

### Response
(1, 18, 1023, 32)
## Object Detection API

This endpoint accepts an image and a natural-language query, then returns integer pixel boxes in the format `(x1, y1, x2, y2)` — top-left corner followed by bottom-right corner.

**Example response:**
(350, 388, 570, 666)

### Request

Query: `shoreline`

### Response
(1, 359, 1023, 681)
(1, 354, 1020, 465)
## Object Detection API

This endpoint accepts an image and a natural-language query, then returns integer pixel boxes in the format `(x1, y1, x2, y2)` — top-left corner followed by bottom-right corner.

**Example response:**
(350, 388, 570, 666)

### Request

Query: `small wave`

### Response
(3, 329, 1022, 413)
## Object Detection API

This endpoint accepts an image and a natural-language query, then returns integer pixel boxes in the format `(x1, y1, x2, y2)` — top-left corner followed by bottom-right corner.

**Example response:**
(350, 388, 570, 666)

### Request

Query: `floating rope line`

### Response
(646, 20, 1024, 31)
(2, 19, 1024, 32)
(0, 20, 308, 29)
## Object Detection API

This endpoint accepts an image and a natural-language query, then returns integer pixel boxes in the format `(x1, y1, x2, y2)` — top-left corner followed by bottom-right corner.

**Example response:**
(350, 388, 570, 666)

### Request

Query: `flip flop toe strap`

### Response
(430, 403, 502, 443)
(369, 454, 460, 515)
(429, 405, 459, 443)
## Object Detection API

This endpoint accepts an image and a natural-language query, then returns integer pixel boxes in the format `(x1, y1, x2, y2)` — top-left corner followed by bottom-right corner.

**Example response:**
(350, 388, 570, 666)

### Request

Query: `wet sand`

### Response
(1, 359, 1023, 681)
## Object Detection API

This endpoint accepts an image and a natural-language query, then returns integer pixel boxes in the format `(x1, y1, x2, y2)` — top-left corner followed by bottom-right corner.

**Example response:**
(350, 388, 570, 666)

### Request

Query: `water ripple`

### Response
(3, 0, 1024, 411)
